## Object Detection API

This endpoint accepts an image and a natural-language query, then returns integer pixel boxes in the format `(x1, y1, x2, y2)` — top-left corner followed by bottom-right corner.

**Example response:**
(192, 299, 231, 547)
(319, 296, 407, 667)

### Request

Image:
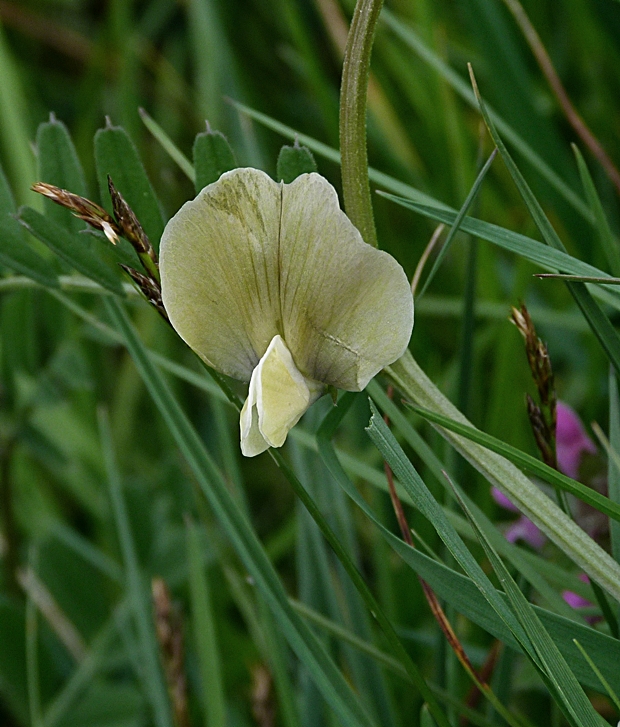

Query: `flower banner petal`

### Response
(279, 174, 413, 390)
(160, 168, 282, 381)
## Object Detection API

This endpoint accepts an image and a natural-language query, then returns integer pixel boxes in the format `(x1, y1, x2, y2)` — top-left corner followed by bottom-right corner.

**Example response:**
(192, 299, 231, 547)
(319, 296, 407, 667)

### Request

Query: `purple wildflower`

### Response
(556, 401, 596, 479)
(491, 487, 546, 549)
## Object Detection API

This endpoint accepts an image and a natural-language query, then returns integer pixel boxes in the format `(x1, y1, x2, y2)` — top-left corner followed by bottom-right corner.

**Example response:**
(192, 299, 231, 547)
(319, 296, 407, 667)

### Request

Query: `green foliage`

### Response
(276, 143, 317, 183)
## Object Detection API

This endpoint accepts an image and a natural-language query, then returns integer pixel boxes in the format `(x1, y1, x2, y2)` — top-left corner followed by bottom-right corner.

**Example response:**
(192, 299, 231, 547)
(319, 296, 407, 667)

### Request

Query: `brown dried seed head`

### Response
(120, 265, 167, 320)
(31, 182, 121, 244)
(107, 176, 155, 260)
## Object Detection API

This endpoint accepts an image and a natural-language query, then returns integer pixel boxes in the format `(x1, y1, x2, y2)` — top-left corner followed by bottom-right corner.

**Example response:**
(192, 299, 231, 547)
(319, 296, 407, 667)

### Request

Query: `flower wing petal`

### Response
(160, 168, 282, 381)
(279, 174, 414, 390)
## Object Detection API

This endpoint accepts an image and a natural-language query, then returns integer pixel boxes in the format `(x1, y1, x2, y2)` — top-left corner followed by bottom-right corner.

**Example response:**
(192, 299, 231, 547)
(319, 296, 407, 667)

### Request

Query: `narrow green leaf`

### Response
(139, 107, 195, 183)
(535, 274, 620, 283)
(469, 67, 620, 378)
(94, 123, 165, 248)
(572, 144, 620, 277)
(387, 351, 620, 604)
(368, 381, 583, 621)
(364, 401, 532, 651)
(407, 404, 620, 523)
(103, 297, 378, 727)
(276, 143, 318, 183)
(36, 115, 87, 233)
(317, 396, 620, 696)
(451, 484, 602, 727)
(98, 408, 173, 727)
(378, 192, 617, 286)
(186, 519, 227, 727)
(573, 639, 620, 712)
(193, 126, 237, 193)
(18, 207, 124, 296)
(418, 148, 496, 298)
(0, 165, 58, 287)
(43, 604, 131, 727)
(380, 10, 592, 223)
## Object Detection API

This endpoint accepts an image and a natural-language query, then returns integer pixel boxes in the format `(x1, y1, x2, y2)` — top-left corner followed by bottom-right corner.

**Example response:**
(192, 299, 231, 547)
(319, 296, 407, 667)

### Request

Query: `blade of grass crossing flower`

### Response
(94, 123, 165, 247)
(418, 149, 496, 299)
(138, 108, 195, 183)
(406, 404, 620, 523)
(573, 145, 620, 276)
(186, 519, 226, 727)
(197, 390, 299, 727)
(268, 445, 449, 727)
(469, 66, 620, 377)
(98, 407, 173, 727)
(451, 483, 604, 727)
(103, 297, 379, 727)
(364, 403, 534, 653)
(223, 567, 300, 727)
(573, 639, 620, 712)
(0, 164, 59, 287)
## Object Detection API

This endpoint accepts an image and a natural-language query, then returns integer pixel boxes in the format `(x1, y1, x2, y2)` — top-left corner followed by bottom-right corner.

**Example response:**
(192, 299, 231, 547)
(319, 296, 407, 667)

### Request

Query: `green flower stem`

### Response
(386, 350, 620, 604)
(270, 448, 451, 727)
(339, 0, 383, 248)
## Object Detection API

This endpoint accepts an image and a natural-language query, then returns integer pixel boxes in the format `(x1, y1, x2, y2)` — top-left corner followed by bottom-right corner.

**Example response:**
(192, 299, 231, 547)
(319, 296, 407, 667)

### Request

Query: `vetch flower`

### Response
(491, 487, 546, 549)
(555, 401, 596, 479)
(159, 168, 413, 456)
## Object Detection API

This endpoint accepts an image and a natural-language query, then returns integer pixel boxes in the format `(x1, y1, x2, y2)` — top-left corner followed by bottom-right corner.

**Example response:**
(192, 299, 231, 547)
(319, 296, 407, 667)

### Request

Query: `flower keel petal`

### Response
(240, 336, 324, 457)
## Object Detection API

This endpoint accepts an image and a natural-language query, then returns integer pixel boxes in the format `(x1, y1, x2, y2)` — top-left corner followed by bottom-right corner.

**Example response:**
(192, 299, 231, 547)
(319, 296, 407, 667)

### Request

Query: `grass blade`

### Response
(0, 164, 59, 287)
(139, 108, 195, 183)
(418, 148, 497, 299)
(0, 21, 36, 205)
(387, 351, 620, 604)
(450, 482, 602, 726)
(407, 404, 620, 523)
(98, 407, 173, 727)
(611, 370, 620, 565)
(469, 66, 620, 377)
(380, 10, 592, 222)
(26, 547, 43, 727)
(186, 519, 226, 727)
(572, 144, 620, 277)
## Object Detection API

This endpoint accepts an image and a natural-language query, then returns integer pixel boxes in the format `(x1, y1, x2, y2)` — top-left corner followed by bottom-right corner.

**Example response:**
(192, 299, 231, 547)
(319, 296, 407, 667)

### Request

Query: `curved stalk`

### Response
(339, 0, 383, 247)
(386, 351, 620, 604)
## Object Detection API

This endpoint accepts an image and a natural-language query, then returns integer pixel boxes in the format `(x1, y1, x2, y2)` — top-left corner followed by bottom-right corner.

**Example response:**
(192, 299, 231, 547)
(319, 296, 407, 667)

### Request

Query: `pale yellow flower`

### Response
(160, 168, 413, 456)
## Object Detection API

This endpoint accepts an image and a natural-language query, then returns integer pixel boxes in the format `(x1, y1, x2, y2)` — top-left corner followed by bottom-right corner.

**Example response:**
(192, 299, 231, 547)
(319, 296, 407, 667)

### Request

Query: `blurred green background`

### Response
(1, 0, 620, 725)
